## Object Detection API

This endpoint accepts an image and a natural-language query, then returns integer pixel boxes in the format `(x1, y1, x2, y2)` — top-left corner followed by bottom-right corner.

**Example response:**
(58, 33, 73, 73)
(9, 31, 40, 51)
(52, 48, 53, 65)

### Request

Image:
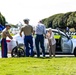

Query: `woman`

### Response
(46, 28, 56, 57)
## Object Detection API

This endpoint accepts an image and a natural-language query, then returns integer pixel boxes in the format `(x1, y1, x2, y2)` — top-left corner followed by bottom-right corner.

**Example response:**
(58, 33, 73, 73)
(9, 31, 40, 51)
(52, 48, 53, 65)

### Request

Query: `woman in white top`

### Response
(46, 28, 56, 57)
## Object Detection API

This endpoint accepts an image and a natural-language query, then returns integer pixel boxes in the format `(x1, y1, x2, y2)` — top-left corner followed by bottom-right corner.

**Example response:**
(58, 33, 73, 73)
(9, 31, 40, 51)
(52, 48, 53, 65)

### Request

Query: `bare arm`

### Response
(20, 28, 23, 37)
(4, 31, 13, 39)
(20, 30, 22, 37)
(7, 34, 13, 39)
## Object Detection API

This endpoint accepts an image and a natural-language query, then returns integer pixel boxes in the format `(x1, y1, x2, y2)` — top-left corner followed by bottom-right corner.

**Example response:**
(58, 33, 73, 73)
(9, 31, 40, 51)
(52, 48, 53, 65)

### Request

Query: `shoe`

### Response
(37, 55, 40, 58)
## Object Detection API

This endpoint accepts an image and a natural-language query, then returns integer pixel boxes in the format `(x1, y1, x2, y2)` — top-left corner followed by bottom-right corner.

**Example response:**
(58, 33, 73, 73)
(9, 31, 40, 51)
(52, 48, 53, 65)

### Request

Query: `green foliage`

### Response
(42, 11, 76, 29)
(62, 12, 72, 27)
(67, 11, 76, 27)
(0, 12, 6, 26)
(52, 13, 64, 28)
(42, 18, 48, 27)
(0, 57, 76, 75)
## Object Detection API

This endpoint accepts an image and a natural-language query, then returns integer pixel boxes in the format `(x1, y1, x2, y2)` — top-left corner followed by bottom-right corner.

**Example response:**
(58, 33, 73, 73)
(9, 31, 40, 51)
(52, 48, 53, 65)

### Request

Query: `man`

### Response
(35, 20, 46, 57)
(20, 18, 34, 57)
(1, 23, 13, 58)
(66, 26, 69, 33)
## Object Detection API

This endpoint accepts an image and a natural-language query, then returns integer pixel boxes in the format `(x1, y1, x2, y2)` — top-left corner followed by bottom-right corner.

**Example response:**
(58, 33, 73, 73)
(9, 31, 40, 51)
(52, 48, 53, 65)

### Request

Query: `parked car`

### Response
(6, 28, 76, 57)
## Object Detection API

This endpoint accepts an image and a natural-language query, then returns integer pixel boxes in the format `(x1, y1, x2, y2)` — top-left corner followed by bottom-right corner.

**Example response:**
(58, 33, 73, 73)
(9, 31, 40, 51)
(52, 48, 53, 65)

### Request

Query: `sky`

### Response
(0, 0, 76, 26)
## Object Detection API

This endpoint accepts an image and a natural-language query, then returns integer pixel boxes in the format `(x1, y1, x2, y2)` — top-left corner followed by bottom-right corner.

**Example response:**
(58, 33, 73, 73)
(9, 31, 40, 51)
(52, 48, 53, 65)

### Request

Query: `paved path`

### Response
(0, 51, 74, 58)
(0, 51, 11, 58)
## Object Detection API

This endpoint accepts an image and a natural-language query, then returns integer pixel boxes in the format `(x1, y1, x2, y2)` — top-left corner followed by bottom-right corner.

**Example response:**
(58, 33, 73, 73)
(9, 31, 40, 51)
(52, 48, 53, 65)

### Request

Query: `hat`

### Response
(23, 18, 30, 21)
(39, 20, 42, 23)
(5, 23, 11, 27)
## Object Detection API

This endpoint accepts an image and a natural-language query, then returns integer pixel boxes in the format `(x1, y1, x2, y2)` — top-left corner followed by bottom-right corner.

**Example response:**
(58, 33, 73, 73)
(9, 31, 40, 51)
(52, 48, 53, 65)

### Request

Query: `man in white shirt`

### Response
(35, 20, 46, 57)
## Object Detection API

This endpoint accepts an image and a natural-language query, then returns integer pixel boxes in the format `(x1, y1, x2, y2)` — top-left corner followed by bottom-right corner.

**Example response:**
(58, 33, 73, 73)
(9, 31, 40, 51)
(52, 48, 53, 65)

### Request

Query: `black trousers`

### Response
(35, 34, 45, 57)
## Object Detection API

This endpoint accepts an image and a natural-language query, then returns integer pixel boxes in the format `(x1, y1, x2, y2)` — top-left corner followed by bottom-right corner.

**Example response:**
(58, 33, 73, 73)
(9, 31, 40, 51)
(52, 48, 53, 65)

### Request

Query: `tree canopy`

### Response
(0, 12, 6, 26)
(42, 11, 76, 29)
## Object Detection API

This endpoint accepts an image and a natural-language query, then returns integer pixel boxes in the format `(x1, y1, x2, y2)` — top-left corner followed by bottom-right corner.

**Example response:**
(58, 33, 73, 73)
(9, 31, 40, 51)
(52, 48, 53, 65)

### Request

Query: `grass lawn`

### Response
(0, 57, 76, 75)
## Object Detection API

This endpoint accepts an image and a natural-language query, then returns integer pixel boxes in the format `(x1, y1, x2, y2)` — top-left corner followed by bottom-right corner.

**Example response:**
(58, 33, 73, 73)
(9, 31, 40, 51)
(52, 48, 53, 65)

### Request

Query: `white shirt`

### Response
(46, 32, 56, 45)
(35, 23, 46, 35)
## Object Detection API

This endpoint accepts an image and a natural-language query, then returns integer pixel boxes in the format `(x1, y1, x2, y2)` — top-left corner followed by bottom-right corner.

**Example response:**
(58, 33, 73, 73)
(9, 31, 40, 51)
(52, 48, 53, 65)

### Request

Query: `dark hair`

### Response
(39, 20, 43, 23)
(5, 25, 11, 27)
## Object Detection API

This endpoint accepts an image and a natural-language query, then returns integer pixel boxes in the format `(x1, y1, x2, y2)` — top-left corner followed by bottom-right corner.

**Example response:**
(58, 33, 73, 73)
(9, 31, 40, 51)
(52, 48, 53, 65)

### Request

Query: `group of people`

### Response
(1, 18, 56, 58)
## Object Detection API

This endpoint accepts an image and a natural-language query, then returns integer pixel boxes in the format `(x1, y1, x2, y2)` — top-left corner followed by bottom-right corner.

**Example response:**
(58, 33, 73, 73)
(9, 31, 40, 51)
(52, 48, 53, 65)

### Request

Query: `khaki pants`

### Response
(49, 44, 56, 57)
(48, 39, 56, 57)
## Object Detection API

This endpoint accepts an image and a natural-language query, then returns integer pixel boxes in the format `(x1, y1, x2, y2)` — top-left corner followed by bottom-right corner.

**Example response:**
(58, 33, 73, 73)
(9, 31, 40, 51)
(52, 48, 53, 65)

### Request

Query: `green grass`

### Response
(0, 57, 76, 75)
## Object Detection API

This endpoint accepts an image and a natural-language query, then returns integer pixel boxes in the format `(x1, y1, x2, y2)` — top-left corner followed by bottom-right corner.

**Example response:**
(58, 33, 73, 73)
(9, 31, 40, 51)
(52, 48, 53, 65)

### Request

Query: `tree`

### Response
(0, 12, 6, 26)
(67, 12, 76, 27)
(42, 11, 76, 29)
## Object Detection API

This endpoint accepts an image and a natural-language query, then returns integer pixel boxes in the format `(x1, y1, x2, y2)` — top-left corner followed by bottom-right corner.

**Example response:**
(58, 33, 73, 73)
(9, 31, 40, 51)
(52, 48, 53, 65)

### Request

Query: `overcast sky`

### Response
(0, 0, 76, 26)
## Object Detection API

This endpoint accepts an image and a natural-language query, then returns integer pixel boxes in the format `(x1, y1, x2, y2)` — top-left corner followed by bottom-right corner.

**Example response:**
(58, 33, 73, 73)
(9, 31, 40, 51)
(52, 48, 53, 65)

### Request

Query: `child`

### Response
(1, 23, 13, 58)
